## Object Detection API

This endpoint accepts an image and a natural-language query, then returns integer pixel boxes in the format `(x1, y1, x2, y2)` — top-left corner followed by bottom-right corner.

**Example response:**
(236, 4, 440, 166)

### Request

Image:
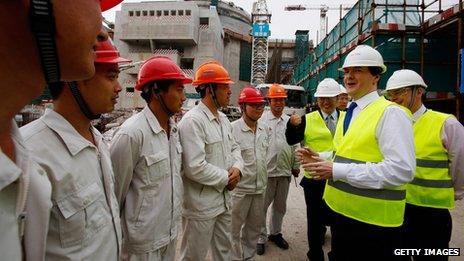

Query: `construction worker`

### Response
(385, 69, 464, 260)
(0, 1, 120, 260)
(231, 87, 269, 260)
(178, 61, 244, 260)
(337, 84, 349, 111)
(110, 56, 191, 260)
(296, 45, 416, 260)
(20, 38, 129, 260)
(286, 78, 343, 261)
(258, 83, 300, 255)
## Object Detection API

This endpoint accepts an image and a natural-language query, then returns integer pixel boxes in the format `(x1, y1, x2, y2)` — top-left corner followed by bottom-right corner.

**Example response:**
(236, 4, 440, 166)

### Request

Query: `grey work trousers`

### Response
(231, 193, 265, 260)
(258, 176, 290, 243)
(123, 238, 177, 261)
(180, 210, 232, 261)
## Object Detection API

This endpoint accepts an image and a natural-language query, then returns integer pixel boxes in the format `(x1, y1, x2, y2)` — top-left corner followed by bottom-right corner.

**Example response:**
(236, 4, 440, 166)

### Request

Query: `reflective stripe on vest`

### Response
(407, 110, 454, 209)
(324, 97, 408, 227)
(330, 156, 406, 201)
(303, 111, 345, 179)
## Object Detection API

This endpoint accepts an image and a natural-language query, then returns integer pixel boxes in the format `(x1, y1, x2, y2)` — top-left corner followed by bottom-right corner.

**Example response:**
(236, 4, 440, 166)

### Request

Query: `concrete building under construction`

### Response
(112, 0, 306, 109)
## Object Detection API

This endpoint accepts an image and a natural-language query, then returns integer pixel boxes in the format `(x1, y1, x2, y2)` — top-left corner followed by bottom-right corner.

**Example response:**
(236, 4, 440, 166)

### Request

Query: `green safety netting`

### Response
(291, 0, 458, 103)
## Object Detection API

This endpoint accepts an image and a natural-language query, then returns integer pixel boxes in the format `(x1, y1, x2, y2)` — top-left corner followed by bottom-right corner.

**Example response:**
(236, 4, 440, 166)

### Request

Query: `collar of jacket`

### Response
(41, 108, 101, 156)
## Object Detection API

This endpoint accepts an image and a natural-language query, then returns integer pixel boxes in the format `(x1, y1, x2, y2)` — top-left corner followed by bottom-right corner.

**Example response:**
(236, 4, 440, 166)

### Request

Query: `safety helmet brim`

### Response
(96, 56, 132, 64)
(135, 76, 192, 91)
(101, 0, 123, 12)
(338, 64, 387, 74)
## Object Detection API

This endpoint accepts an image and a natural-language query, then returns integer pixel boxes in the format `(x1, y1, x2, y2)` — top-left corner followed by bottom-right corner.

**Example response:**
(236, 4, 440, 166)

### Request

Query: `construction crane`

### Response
(251, 0, 271, 85)
(285, 4, 351, 43)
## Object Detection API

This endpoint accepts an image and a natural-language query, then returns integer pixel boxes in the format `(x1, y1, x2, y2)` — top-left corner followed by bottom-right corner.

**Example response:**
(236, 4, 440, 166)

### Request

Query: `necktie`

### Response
(343, 102, 358, 135)
(325, 115, 335, 136)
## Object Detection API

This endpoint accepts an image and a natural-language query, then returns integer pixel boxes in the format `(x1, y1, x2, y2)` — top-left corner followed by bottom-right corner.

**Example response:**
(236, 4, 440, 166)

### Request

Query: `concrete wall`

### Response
(113, 1, 265, 108)
(117, 2, 199, 45)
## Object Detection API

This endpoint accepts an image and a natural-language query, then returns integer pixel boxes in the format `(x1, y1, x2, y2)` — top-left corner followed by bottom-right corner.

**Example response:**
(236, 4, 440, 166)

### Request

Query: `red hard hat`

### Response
(135, 56, 193, 91)
(95, 38, 131, 64)
(101, 0, 123, 12)
(192, 61, 234, 87)
(238, 87, 265, 104)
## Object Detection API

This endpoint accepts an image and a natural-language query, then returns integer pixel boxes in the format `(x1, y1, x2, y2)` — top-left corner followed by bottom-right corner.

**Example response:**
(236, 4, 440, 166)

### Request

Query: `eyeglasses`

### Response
(317, 97, 337, 102)
(385, 88, 410, 100)
(247, 103, 265, 109)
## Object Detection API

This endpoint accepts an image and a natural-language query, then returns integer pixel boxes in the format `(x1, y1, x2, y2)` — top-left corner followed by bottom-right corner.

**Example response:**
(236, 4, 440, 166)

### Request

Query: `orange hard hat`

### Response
(267, 83, 287, 98)
(238, 86, 265, 104)
(192, 61, 234, 87)
(95, 38, 131, 64)
(135, 56, 192, 91)
(101, 0, 123, 12)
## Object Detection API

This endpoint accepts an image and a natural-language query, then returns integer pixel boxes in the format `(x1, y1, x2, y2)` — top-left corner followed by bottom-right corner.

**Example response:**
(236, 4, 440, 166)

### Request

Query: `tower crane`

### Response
(251, 0, 271, 85)
(285, 4, 351, 43)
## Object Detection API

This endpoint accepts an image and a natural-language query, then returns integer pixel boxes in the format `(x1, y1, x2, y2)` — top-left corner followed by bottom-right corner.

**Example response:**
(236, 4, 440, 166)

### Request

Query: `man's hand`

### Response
(301, 156, 333, 180)
(289, 112, 301, 126)
(227, 167, 241, 191)
(291, 168, 300, 177)
(295, 147, 319, 164)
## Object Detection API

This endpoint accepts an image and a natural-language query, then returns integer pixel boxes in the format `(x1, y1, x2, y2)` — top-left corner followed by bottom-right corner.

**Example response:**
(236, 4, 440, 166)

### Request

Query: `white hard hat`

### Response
(314, 78, 342, 97)
(339, 84, 347, 94)
(340, 45, 387, 74)
(386, 69, 427, 91)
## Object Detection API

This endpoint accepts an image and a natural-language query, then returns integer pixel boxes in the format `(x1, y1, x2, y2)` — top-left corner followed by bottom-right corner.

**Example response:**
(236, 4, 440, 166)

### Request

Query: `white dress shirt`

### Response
(333, 91, 416, 189)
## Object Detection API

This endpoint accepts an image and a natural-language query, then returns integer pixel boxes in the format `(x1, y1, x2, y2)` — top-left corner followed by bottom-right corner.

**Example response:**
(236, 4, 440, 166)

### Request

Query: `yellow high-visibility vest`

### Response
(303, 111, 345, 178)
(407, 110, 454, 209)
(325, 97, 408, 227)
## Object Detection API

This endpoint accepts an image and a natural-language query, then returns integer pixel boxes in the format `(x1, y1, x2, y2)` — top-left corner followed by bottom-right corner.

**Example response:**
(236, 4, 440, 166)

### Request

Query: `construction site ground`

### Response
(176, 174, 464, 260)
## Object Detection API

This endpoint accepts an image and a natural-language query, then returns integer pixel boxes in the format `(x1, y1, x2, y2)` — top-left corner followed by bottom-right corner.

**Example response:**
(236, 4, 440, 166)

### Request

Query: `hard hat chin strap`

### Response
(153, 83, 175, 117)
(30, 0, 61, 84)
(208, 84, 222, 110)
(68, 82, 101, 120)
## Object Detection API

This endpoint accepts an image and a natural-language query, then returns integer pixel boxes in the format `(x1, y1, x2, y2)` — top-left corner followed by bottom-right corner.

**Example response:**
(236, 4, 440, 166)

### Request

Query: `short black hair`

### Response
(140, 80, 175, 103)
(48, 81, 65, 100)
(368, 67, 383, 76)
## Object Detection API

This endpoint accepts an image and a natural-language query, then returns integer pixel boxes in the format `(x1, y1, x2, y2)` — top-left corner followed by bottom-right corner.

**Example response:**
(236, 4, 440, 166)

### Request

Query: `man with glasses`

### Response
(231, 87, 269, 260)
(385, 69, 464, 260)
(286, 78, 343, 261)
(337, 85, 350, 111)
(296, 45, 415, 260)
(258, 84, 300, 255)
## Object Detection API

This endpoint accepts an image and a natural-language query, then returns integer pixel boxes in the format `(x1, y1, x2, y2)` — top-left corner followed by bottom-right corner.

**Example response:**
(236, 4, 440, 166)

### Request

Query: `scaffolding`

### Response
(292, 0, 464, 121)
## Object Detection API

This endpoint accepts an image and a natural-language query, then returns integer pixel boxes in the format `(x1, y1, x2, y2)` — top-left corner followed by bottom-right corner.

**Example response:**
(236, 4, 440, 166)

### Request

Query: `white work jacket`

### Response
(260, 111, 300, 177)
(20, 109, 122, 261)
(231, 118, 269, 194)
(178, 101, 244, 219)
(110, 106, 182, 253)
(1, 121, 52, 261)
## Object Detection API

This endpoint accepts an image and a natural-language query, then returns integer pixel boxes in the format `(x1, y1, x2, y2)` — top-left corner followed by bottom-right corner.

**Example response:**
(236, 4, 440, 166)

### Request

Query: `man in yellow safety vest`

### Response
(297, 45, 416, 260)
(385, 69, 464, 260)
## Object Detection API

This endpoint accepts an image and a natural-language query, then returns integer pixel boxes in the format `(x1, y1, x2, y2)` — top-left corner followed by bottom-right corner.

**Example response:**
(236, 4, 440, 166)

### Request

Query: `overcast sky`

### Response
(103, 0, 359, 42)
